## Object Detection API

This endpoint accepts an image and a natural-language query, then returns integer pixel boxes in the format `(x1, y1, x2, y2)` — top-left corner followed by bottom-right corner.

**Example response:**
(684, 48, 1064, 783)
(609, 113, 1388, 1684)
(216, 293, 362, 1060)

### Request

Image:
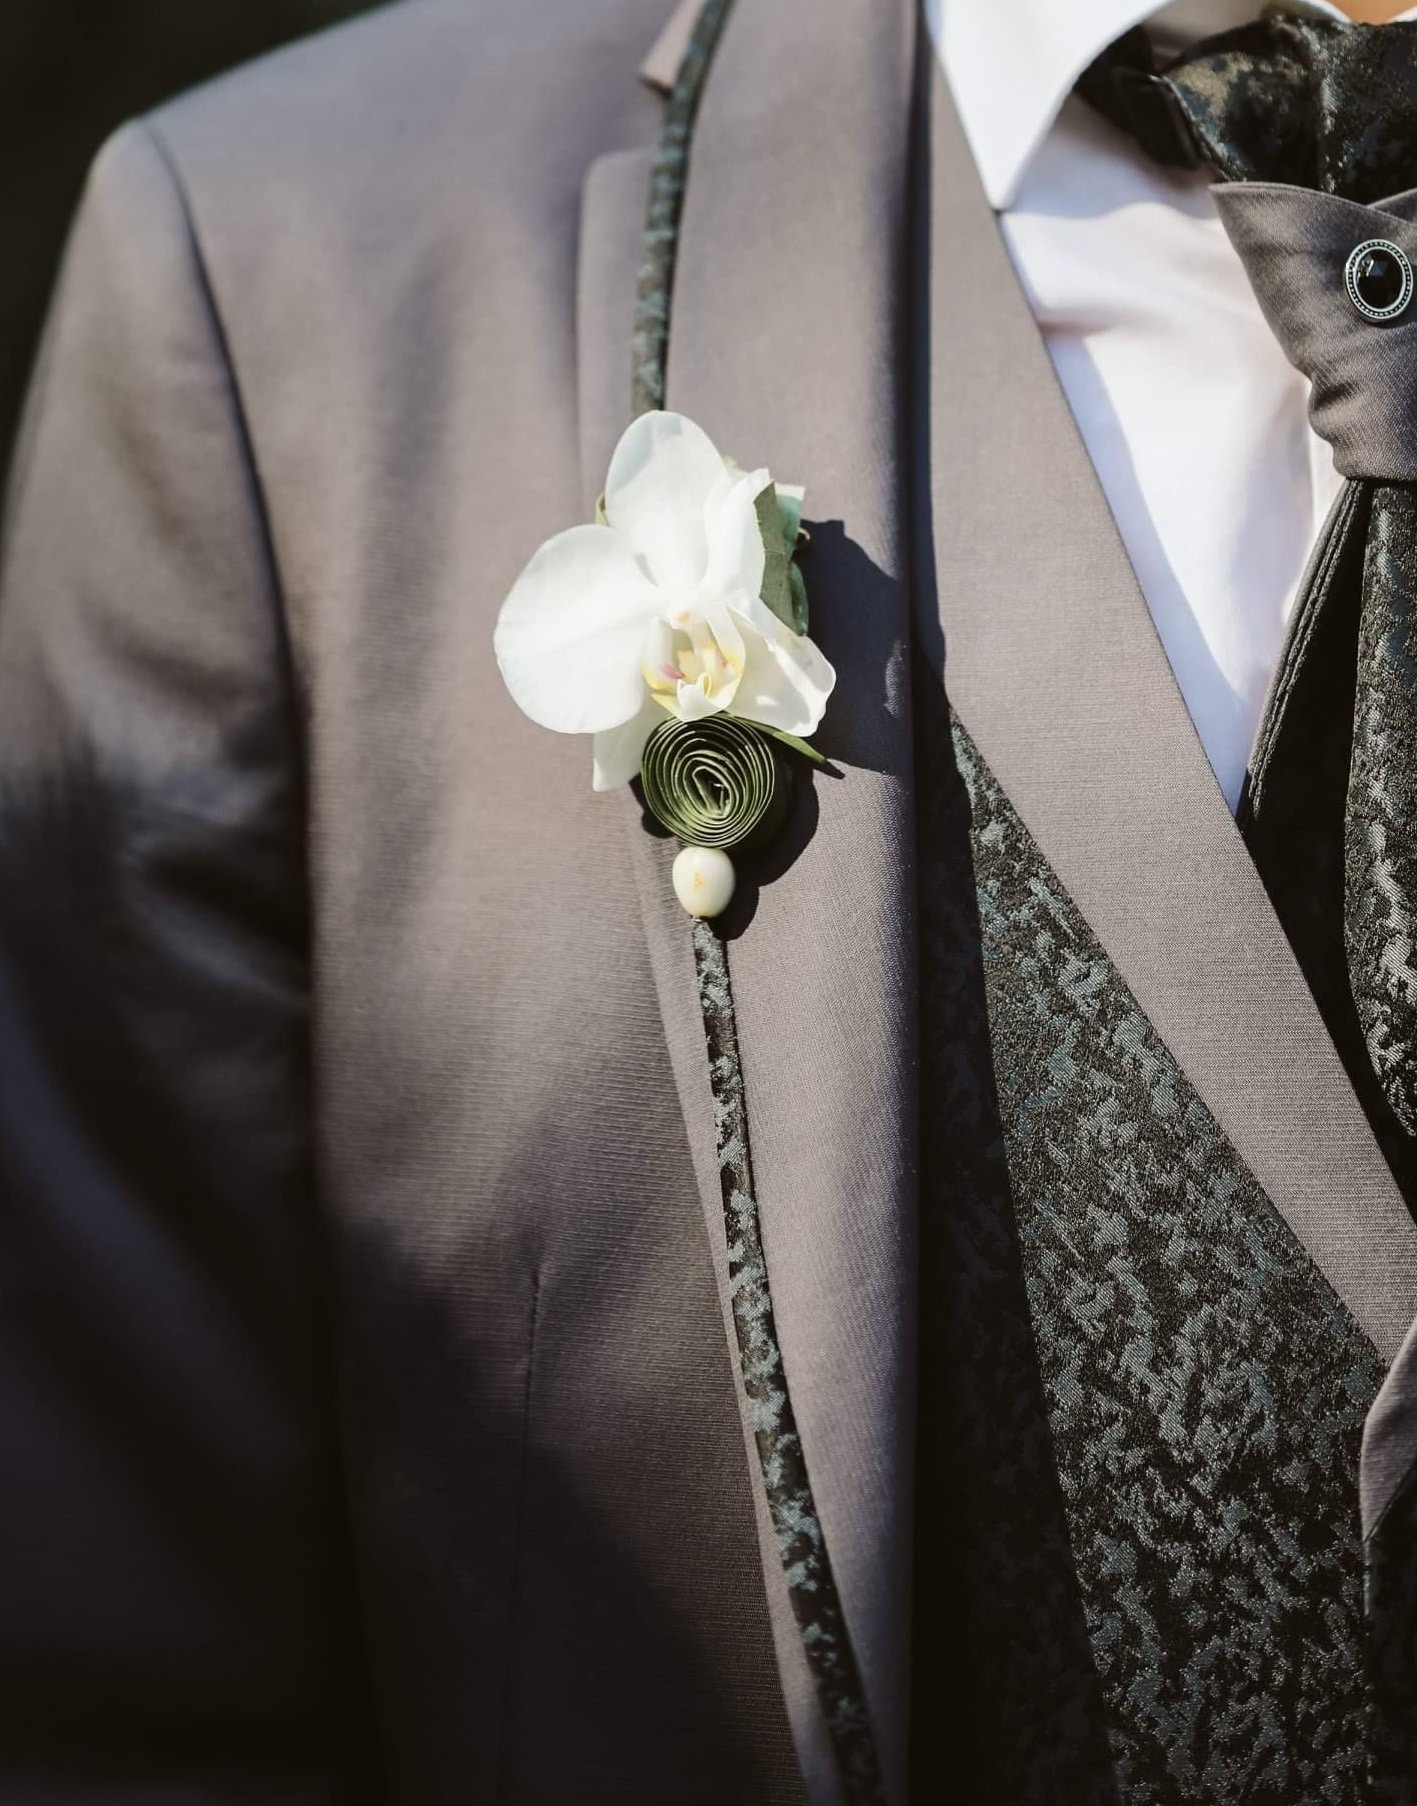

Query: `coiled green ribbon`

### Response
(640, 715, 790, 851)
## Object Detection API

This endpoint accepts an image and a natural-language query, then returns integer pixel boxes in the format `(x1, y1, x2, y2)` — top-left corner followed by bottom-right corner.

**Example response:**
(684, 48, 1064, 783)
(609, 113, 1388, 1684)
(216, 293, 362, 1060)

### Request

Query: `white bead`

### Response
(671, 845, 736, 918)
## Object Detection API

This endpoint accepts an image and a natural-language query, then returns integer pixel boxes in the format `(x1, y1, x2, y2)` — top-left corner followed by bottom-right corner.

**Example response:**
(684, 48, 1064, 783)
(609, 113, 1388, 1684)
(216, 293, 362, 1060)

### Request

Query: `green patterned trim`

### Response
(632, 6, 886, 1799)
(631, 0, 734, 417)
(694, 922, 887, 1803)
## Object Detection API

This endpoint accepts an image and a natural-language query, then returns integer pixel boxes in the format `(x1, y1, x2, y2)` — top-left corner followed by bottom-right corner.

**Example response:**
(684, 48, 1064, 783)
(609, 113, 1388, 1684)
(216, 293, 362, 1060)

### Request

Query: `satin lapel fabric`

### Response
(578, 2, 919, 1799)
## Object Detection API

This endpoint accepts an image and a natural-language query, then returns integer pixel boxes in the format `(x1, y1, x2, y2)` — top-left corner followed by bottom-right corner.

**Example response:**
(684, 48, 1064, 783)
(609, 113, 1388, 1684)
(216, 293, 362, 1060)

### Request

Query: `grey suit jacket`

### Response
(4, 0, 1417, 1801)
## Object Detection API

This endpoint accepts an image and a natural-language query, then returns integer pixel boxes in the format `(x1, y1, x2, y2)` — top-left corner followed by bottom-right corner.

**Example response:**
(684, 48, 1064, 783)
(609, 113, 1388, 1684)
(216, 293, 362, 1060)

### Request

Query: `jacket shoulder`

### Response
(141, 0, 671, 236)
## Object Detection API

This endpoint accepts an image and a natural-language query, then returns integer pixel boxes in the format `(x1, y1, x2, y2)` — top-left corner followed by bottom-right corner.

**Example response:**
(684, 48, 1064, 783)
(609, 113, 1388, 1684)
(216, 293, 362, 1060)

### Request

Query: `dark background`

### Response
(1, 0, 380, 476)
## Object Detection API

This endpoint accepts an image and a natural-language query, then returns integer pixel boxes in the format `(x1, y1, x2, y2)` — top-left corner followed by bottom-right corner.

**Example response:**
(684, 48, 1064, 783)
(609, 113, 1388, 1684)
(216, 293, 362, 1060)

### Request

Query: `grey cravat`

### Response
(1084, 15, 1417, 1184)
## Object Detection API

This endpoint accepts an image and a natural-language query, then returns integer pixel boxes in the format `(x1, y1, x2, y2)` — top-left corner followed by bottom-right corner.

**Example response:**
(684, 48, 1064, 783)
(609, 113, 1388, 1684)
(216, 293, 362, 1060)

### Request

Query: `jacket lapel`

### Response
(923, 63, 1417, 1368)
(578, 4, 918, 1800)
(579, 15, 1417, 1793)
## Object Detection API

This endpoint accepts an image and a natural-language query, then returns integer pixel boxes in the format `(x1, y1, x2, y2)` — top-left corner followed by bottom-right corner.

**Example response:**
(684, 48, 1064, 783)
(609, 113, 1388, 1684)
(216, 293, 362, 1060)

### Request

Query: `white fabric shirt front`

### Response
(928, 0, 1417, 810)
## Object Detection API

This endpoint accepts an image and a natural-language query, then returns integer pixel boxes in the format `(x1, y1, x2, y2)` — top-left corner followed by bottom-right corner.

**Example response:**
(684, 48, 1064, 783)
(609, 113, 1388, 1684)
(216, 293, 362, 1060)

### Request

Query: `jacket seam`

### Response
(135, 114, 303, 715)
(493, 1269, 543, 1801)
(135, 113, 387, 1794)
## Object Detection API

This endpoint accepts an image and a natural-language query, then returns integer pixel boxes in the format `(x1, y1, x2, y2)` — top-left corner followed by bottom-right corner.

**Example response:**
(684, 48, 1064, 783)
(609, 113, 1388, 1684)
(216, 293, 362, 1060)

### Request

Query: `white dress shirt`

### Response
(928, 0, 1417, 810)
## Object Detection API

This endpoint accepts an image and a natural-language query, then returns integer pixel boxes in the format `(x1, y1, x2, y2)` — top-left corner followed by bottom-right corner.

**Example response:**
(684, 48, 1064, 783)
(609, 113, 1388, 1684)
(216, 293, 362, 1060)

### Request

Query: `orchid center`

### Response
(642, 610, 746, 719)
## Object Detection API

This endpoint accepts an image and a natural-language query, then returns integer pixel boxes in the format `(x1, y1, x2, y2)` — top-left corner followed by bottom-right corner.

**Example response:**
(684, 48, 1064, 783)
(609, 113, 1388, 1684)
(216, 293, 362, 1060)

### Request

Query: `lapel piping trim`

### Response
(626, 5, 887, 1800)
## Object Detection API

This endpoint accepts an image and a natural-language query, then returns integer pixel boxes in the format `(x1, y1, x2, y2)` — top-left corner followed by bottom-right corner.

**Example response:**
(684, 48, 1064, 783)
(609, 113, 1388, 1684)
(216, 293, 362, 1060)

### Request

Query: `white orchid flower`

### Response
(494, 411, 836, 790)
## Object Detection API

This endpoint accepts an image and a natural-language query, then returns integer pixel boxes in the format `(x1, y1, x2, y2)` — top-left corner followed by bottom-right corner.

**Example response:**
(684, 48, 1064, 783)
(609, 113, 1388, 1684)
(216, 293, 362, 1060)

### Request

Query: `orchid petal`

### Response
(728, 593, 837, 737)
(639, 615, 682, 696)
(592, 690, 663, 791)
(675, 678, 731, 721)
(494, 524, 661, 734)
(699, 597, 746, 673)
(702, 467, 769, 605)
(604, 412, 727, 593)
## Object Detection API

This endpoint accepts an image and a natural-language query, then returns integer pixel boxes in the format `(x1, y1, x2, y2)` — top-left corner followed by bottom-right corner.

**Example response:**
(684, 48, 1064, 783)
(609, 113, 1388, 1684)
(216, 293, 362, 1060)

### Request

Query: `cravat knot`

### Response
(1081, 14, 1417, 201)
(1213, 184, 1417, 479)
(1081, 8, 1417, 1196)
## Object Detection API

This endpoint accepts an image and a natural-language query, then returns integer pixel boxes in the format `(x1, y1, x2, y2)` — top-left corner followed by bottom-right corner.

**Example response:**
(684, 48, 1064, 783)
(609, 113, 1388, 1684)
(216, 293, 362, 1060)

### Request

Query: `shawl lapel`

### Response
(922, 63, 1417, 1368)
(578, 4, 918, 1800)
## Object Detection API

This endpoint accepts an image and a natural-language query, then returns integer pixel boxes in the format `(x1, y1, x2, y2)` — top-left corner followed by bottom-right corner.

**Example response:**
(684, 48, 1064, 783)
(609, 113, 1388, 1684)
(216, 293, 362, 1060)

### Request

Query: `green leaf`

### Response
(755, 481, 798, 632)
(787, 561, 809, 635)
(774, 484, 809, 633)
(776, 482, 804, 556)
(640, 715, 791, 852)
(753, 721, 827, 765)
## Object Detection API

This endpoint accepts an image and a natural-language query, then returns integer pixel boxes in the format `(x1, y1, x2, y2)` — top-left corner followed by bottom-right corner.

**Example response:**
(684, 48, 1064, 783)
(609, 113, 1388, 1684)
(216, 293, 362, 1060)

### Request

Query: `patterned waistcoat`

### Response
(909, 662, 1417, 1803)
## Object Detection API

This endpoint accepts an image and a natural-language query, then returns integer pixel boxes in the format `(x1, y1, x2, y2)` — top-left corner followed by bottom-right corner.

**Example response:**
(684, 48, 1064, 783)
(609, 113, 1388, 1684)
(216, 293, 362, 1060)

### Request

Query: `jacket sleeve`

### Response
(0, 119, 370, 1799)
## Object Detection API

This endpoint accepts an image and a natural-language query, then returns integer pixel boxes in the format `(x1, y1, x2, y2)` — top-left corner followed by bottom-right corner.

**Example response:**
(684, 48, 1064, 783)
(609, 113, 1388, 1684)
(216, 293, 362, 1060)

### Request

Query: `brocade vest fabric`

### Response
(907, 22, 1417, 1797)
(908, 657, 1417, 1799)
(909, 662, 1388, 1799)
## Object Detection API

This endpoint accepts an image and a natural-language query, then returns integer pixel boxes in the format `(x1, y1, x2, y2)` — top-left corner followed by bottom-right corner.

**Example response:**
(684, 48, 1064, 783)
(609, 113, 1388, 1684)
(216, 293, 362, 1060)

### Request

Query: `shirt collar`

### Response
(926, 0, 1377, 210)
